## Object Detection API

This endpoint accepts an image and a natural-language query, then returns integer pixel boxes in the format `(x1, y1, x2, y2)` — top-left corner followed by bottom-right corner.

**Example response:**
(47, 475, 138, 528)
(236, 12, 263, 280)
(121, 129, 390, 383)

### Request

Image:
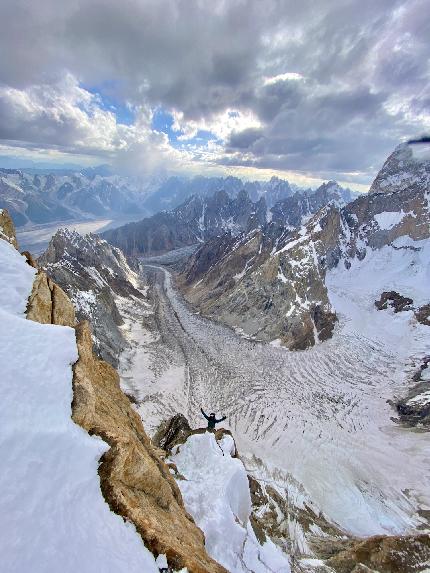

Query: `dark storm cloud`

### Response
(227, 127, 264, 149)
(0, 0, 429, 183)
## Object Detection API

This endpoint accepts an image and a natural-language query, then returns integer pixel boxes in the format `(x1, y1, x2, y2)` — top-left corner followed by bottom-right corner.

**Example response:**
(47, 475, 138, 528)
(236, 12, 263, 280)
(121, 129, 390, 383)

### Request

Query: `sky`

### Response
(0, 0, 429, 191)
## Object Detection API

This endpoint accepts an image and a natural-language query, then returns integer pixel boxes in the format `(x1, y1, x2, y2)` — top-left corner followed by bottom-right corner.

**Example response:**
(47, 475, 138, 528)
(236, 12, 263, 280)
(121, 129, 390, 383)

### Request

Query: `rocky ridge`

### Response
(38, 228, 144, 367)
(103, 181, 354, 257)
(178, 143, 430, 351)
(1, 209, 226, 573)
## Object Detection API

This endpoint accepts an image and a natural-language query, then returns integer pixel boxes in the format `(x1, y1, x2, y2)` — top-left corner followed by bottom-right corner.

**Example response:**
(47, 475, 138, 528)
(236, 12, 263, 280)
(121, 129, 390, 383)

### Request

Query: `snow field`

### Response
(171, 432, 291, 573)
(0, 237, 159, 573)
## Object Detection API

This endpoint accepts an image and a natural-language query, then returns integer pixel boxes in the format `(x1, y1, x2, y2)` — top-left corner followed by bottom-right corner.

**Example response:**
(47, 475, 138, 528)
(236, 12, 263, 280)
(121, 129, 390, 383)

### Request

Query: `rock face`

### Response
(180, 205, 340, 350)
(152, 413, 193, 452)
(0, 208, 19, 248)
(0, 209, 226, 573)
(103, 181, 354, 257)
(26, 270, 76, 327)
(178, 142, 430, 350)
(39, 228, 144, 367)
(72, 323, 226, 573)
(327, 533, 430, 573)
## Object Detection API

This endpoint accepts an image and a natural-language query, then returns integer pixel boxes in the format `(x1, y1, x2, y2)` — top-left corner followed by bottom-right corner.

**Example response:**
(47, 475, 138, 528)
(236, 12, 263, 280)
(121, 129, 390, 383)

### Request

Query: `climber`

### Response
(200, 408, 226, 431)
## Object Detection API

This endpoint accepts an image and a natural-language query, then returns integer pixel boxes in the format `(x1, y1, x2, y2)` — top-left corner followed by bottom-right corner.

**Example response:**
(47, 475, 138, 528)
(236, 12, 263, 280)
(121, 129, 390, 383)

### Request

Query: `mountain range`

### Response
(0, 166, 354, 229)
(179, 143, 430, 354)
(103, 180, 354, 256)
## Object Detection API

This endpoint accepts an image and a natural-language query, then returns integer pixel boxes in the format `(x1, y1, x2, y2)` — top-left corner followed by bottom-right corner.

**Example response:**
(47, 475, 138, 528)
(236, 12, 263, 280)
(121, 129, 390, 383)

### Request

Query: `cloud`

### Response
(0, 0, 428, 185)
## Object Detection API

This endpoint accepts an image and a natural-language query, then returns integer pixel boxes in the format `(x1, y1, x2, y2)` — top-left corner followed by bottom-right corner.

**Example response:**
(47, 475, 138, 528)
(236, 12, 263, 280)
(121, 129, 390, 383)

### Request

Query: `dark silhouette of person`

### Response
(201, 408, 226, 430)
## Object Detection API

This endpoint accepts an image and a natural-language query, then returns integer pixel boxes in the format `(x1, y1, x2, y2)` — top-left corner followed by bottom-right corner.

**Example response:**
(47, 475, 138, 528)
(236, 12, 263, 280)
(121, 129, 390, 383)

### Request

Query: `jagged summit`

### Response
(39, 229, 144, 366)
(104, 181, 354, 257)
(178, 143, 430, 350)
(370, 141, 430, 195)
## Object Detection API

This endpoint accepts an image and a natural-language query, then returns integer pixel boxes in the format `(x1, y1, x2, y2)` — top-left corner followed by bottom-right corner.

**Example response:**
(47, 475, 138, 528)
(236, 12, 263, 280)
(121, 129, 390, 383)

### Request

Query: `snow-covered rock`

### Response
(0, 223, 160, 573)
(170, 432, 291, 573)
(370, 142, 430, 196)
(178, 142, 430, 351)
(39, 228, 145, 366)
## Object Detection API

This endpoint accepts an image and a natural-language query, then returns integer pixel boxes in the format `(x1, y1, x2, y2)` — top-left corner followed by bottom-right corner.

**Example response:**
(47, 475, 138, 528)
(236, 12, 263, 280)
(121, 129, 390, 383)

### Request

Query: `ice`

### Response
(0, 237, 158, 573)
(170, 432, 291, 573)
(121, 263, 430, 539)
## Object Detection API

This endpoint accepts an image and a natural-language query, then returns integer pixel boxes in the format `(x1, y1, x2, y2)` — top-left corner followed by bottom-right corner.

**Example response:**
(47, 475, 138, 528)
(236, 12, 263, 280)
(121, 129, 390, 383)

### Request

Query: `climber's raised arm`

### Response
(201, 407, 210, 421)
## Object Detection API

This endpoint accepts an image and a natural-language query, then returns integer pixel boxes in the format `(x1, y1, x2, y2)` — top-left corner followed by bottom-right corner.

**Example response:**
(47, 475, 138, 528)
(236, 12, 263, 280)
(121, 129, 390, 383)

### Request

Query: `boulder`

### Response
(152, 414, 192, 452)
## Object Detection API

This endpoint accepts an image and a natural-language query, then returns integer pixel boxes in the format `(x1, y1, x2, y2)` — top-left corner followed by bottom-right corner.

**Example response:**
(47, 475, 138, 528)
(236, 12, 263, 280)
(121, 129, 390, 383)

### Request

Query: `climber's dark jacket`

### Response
(201, 408, 226, 430)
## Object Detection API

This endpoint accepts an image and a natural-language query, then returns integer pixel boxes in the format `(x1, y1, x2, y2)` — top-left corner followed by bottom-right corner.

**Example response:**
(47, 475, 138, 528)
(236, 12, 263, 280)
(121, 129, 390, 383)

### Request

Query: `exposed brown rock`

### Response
(327, 533, 430, 573)
(415, 304, 430, 326)
(72, 322, 226, 573)
(21, 250, 38, 269)
(152, 413, 192, 452)
(0, 208, 18, 248)
(26, 271, 76, 327)
(375, 291, 414, 313)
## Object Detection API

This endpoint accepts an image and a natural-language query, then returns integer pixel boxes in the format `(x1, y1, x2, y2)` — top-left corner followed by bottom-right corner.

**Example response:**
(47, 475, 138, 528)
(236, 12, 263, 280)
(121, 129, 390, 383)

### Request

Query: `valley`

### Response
(16, 215, 142, 255)
(119, 256, 430, 545)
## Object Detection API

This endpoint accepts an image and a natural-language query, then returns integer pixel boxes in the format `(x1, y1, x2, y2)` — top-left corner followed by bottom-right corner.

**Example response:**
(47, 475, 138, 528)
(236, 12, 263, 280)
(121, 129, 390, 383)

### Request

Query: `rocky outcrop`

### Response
(26, 269, 76, 327)
(415, 304, 430, 326)
(0, 209, 226, 573)
(39, 229, 144, 367)
(152, 413, 193, 452)
(327, 533, 430, 573)
(0, 208, 18, 248)
(394, 357, 430, 428)
(375, 291, 414, 313)
(72, 323, 226, 573)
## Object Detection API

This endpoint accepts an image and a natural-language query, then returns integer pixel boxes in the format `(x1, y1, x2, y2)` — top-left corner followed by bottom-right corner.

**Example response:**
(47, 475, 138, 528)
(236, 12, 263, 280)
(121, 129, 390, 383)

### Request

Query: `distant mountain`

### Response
(179, 143, 430, 358)
(103, 179, 353, 256)
(0, 169, 150, 227)
(0, 164, 355, 231)
(102, 189, 267, 256)
(39, 229, 144, 366)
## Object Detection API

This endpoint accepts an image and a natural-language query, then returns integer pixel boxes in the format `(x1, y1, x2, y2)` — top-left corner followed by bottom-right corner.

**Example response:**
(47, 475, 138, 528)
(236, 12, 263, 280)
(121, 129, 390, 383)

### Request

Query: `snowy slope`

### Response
(0, 238, 159, 572)
(170, 432, 291, 573)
